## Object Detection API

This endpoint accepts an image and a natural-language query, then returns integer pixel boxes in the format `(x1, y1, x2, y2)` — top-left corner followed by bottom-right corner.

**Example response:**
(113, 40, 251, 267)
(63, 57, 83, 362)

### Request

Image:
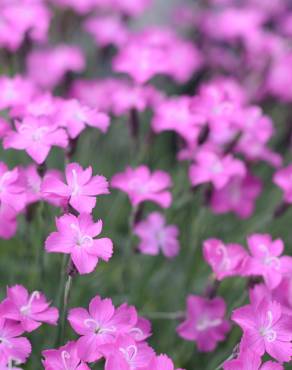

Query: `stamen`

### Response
(129, 327, 144, 340)
(216, 244, 231, 271)
(0, 337, 12, 348)
(20, 291, 40, 315)
(120, 345, 138, 363)
(196, 317, 222, 331)
(71, 169, 79, 196)
(61, 351, 71, 370)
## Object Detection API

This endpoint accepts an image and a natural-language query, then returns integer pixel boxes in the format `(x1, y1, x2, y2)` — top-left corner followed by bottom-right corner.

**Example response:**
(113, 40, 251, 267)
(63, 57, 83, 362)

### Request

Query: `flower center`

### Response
(259, 310, 277, 342)
(70, 224, 93, 247)
(258, 244, 281, 270)
(61, 350, 71, 370)
(71, 169, 80, 196)
(119, 345, 138, 364)
(196, 317, 222, 331)
(216, 244, 231, 271)
(129, 327, 144, 341)
(83, 319, 116, 335)
(20, 291, 40, 316)
(0, 337, 12, 348)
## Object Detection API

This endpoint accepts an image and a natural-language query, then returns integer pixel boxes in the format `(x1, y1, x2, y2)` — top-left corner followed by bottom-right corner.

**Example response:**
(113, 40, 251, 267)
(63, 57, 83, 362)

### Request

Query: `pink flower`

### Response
(223, 348, 284, 370)
(144, 354, 184, 370)
(42, 341, 90, 370)
(210, 173, 262, 219)
(68, 296, 137, 362)
(0, 204, 17, 240)
(0, 0, 51, 51)
(99, 334, 155, 370)
(1, 285, 58, 333)
(3, 116, 68, 164)
(177, 295, 230, 352)
(0, 76, 37, 111)
(203, 238, 248, 280)
(232, 298, 292, 363)
(45, 213, 113, 274)
(245, 234, 292, 289)
(42, 162, 109, 213)
(57, 99, 110, 139)
(111, 166, 172, 208)
(134, 212, 180, 258)
(26, 45, 85, 89)
(113, 28, 202, 84)
(0, 163, 25, 213)
(0, 317, 31, 364)
(189, 149, 246, 189)
(84, 15, 128, 47)
(273, 164, 292, 203)
(151, 96, 203, 144)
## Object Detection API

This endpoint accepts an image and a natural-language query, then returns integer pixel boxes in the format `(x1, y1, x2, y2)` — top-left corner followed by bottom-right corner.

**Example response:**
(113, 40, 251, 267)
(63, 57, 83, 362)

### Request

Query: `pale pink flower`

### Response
(0, 76, 37, 111)
(57, 99, 110, 139)
(68, 296, 137, 362)
(111, 166, 172, 208)
(84, 15, 128, 47)
(1, 285, 58, 333)
(3, 116, 68, 164)
(0, 317, 31, 364)
(45, 213, 113, 274)
(210, 173, 262, 219)
(189, 149, 246, 189)
(152, 96, 203, 144)
(26, 45, 85, 89)
(177, 295, 230, 352)
(203, 238, 248, 280)
(232, 298, 292, 363)
(42, 341, 90, 370)
(245, 234, 292, 289)
(42, 162, 109, 213)
(134, 212, 180, 258)
(99, 334, 155, 370)
(0, 163, 26, 213)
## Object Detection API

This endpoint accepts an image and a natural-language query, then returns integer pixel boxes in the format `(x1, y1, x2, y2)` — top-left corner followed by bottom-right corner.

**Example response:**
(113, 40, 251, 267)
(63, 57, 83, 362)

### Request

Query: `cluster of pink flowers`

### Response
(41, 294, 183, 370)
(1, 0, 292, 368)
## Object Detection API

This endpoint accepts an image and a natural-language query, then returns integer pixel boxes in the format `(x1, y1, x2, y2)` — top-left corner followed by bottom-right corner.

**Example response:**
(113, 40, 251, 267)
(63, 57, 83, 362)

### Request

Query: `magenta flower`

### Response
(245, 234, 292, 289)
(111, 165, 172, 208)
(210, 173, 262, 219)
(203, 238, 248, 280)
(145, 354, 184, 370)
(42, 163, 109, 213)
(1, 285, 58, 333)
(99, 334, 155, 370)
(134, 212, 180, 258)
(45, 213, 113, 274)
(68, 296, 137, 362)
(0, 163, 25, 213)
(58, 99, 110, 139)
(0, 317, 31, 365)
(232, 298, 292, 363)
(189, 149, 246, 189)
(273, 164, 292, 203)
(177, 295, 230, 352)
(3, 116, 68, 164)
(42, 341, 90, 370)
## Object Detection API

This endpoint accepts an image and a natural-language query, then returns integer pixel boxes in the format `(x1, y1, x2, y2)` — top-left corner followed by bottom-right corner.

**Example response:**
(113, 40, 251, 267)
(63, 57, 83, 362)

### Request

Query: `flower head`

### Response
(45, 213, 113, 274)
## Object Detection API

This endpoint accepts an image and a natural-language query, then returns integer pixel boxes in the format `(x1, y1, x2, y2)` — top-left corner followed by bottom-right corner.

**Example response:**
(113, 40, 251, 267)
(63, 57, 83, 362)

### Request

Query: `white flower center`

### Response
(61, 350, 71, 370)
(119, 345, 138, 364)
(83, 319, 116, 335)
(259, 244, 281, 270)
(196, 317, 222, 331)
(20, 291, 40, 316)
(216, 244, 231, 271)
(70, 223, 93, 247)
(259, 310, 277, 342)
